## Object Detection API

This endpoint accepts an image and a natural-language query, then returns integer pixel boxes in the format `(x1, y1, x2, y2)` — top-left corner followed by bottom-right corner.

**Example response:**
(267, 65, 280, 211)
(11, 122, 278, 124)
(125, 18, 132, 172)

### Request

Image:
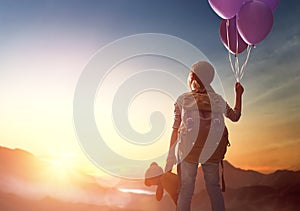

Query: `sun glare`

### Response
(40, 153, 82, 185)
(47, 161, 72, 181)
(118, 188, 155, 195)
(43, 152, 78, 168)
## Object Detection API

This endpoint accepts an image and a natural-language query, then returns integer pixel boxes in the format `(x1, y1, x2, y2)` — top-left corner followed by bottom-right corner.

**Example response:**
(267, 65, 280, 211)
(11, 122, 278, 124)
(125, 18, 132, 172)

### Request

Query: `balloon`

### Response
(259, 0, 280, 12)
(237, 1, 274, 45)
(220, 17, 248, 54)
(208, 0, 244, 19)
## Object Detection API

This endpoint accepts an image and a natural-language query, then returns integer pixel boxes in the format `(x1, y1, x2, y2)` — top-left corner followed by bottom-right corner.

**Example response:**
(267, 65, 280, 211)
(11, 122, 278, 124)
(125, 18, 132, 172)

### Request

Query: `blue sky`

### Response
(0, 0, 299, 174)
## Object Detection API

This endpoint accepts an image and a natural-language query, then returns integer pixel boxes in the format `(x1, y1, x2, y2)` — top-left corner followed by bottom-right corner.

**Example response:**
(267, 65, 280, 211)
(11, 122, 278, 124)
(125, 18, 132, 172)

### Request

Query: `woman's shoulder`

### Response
(176, 92, 193, 105)
(208, 91, 226, 103)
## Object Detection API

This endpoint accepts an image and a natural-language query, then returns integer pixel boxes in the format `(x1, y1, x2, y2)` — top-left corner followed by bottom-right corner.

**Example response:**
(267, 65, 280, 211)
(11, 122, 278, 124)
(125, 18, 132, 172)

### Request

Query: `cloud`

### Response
(245, 74, 300, 106)
(273, 34, 300, 55)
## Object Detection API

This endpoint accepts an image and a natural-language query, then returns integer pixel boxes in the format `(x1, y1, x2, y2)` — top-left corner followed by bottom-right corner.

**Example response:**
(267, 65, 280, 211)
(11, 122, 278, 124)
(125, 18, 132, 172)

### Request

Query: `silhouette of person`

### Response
(165, 61, 244, 211)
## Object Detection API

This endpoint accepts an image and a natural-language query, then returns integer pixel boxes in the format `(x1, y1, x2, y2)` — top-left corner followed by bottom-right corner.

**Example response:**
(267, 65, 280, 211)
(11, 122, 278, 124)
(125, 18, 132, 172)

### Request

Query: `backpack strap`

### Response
(221, 160, 225, 192)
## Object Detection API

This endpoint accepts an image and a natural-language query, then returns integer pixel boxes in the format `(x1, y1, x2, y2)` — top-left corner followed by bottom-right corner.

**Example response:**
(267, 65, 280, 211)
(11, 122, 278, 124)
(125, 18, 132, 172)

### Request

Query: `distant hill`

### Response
(0, 146, 45, 180)
(189, 161, 300, 211)
(221, 161, 300, 189)
(0, 146, 105, 192)
(0, 191, 135, 211)
(0, 146, 299, 211)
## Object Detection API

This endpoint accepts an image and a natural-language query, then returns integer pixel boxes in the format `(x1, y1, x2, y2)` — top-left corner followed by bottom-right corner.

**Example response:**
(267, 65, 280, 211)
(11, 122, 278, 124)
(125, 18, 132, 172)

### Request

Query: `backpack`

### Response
(177, 90, 229, 164)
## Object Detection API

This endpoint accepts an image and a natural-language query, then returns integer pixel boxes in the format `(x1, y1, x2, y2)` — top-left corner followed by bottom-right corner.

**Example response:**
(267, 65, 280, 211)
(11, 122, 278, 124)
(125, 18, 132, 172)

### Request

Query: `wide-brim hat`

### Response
(191, 61, 215, 85)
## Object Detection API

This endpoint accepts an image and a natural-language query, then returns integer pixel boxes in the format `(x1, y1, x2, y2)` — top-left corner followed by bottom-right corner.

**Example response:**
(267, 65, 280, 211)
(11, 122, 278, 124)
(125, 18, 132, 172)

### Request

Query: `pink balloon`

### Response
(259, 0, 280, 12)
(220, 17, 248, 54)
(208, 0, 244, 19)
(237, 0, 274, 45)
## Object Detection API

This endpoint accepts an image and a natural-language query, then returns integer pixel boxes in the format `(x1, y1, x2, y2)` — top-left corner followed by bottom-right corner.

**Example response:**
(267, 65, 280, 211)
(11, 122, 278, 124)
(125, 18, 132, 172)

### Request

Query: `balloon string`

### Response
(235, 18, 240, 82)
(226, 19, 237, 81)
(235, 55, 240, 82)
(235, 17, 239, 56)
(239, 45, 253, 80)
(225, 19, 251, 82)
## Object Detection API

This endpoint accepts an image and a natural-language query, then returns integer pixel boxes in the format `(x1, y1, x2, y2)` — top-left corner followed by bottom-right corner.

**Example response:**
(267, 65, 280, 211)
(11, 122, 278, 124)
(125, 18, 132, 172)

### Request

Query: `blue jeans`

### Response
(177, 161, 225, 211)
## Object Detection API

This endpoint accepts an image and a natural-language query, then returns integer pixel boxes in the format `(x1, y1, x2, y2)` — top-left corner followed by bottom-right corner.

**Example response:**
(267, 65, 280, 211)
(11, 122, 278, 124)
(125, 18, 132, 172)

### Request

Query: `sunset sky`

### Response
(0, 0, 299, 177)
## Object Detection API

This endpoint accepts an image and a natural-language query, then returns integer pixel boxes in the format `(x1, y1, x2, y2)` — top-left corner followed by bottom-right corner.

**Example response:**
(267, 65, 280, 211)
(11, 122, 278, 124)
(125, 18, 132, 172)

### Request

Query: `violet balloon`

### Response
(208, 0, 244, 19)
(237, 1, 274, 45)
(220, 17, 248, 54)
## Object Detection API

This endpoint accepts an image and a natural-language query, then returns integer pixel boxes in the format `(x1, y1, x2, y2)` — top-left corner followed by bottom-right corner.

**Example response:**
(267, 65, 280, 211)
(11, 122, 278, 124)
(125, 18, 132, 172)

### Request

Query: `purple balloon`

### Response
(259, 0, 280, 12)
(208, 0, 244, 19)
(220, 17, 248, 54)
(237, 1, 274, 45)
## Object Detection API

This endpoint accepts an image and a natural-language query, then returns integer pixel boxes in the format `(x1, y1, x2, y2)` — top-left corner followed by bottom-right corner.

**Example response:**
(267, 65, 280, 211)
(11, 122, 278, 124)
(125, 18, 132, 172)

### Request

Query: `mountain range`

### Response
(0, 146, 299, 211)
